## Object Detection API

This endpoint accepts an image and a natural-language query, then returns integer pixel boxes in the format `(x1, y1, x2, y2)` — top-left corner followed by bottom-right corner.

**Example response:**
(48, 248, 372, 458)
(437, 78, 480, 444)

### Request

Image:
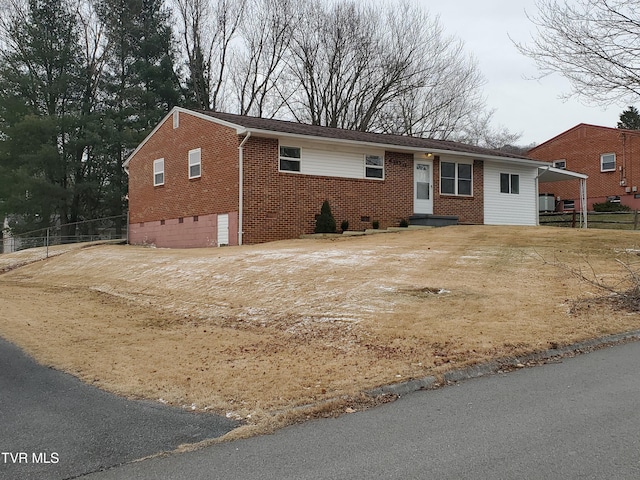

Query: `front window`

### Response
(601, 153, 616, 172)
(280, 146, 301, 172)
(441, 161, 472, 196)
(500, 173, 519, 194)
(365, 154, 384, 179)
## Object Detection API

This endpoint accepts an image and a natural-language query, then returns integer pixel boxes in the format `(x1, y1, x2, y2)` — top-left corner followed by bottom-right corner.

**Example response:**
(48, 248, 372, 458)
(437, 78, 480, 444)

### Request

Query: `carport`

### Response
(537, 166, 589, 228)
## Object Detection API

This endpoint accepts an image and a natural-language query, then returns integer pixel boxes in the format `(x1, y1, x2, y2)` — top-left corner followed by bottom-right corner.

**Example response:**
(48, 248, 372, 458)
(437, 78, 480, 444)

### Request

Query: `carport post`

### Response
(580, 178, 587, 228)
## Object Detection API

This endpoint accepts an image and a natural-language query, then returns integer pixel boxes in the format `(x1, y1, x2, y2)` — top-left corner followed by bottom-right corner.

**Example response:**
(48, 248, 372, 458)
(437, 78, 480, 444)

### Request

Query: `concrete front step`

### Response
(409, 214, 459, 227)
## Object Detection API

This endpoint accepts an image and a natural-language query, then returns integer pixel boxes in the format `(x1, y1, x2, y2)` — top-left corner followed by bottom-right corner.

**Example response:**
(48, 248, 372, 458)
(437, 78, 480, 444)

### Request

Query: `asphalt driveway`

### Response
(0, 337, 238, 480)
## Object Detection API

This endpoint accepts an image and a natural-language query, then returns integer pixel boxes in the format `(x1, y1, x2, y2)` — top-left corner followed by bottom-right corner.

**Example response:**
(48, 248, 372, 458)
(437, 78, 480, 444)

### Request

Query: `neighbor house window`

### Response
(553, 160, 566, 170)
(153, 158, 164, 186)
(279, 146, 301, 172)
(189, 148, 201, 179)
(563, 199, 575, 210)
(500, 173, 519, 194)
(365, 154, 384, 179)
(601, 153, 616, 172)
(440, 161, 472, 195)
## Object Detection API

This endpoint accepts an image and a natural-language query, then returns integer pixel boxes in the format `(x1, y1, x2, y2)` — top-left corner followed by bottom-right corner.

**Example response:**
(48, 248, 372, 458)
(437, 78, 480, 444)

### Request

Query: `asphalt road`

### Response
(0, 337, 238, 480)
(81, 340, 640, 480)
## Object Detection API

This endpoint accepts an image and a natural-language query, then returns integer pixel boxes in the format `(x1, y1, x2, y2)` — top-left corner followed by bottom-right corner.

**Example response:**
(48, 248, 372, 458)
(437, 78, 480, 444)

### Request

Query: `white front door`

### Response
(414, 159, 433, 214)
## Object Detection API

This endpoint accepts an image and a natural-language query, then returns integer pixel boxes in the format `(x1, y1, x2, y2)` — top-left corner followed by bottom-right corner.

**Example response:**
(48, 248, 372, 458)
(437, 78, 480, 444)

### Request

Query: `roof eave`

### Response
(124, 107, 547, 168)
(239, 126, 542, 164)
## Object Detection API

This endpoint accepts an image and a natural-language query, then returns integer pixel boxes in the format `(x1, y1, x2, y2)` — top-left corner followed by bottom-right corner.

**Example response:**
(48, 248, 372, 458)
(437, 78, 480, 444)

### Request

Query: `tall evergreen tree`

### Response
(617, 106, 640, 130)
(97, 0, 183, 232)
(0, 0, 100, 235)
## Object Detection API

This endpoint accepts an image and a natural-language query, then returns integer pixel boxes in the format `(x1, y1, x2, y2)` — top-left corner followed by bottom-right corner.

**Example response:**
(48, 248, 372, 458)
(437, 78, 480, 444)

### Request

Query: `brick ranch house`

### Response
(124, 107, 584, 247)
(529, 123, 640, 211)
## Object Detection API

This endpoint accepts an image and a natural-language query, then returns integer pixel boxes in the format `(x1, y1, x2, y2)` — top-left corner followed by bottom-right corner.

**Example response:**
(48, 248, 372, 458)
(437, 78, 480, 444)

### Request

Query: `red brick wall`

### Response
(433, 158, 484, 224)
(530, 125, 640, 209)
(241, 137, 414, 244)
(127, 112, 489, 246)
(127, 112, 239, 224)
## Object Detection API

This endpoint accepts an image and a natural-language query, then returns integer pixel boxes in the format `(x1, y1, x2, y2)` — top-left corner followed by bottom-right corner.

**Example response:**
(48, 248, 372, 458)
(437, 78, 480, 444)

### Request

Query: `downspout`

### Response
(238, 132, 251, 246)
(123, 164, 130, 244)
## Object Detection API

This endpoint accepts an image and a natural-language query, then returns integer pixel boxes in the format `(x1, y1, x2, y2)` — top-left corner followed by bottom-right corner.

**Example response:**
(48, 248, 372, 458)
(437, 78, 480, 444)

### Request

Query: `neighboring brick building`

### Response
(529, 123, 640, 211)
(124, 108, 566, 247)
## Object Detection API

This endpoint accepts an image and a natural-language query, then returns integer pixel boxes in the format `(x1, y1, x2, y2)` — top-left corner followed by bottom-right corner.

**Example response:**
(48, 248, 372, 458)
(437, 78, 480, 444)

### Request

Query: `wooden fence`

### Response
(539, 211, 640, 230)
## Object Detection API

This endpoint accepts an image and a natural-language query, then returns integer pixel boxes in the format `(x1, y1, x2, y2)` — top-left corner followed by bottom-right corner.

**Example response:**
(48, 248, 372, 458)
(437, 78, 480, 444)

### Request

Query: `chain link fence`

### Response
(1, 215, 128, 254)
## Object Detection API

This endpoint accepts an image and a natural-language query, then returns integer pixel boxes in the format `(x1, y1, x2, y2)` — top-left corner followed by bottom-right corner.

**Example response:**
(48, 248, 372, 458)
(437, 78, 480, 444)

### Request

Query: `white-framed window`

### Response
(553, 159, 566, 170)
(365, 154, 384, 179)
(173, 110, 179, 129)
(440, 161, 472, 196)
(153, 158, 164, 186)
(601, 153, 616, 172)
(279, 145, 301, 172)
(189, 148, 201, 179)
(563, 199, 575, 210)
(500, 173, 519, 194)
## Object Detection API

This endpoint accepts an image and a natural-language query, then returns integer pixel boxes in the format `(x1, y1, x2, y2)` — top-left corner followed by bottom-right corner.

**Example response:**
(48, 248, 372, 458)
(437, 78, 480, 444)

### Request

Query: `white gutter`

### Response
(238, 132, 251, 245)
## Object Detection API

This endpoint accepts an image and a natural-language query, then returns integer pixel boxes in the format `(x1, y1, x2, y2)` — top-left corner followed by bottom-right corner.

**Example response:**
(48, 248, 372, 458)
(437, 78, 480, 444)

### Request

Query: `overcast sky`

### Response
(426, 0, 622, 146)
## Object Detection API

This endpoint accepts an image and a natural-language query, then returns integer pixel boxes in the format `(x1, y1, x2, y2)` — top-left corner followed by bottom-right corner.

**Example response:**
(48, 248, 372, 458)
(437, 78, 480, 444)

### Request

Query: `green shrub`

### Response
(315, 200, 337, 233)
(372, 220, 380, 229)
(340, 220, 349, 232)
(592, 201, 631, 212)
(399, 219, 409, 228)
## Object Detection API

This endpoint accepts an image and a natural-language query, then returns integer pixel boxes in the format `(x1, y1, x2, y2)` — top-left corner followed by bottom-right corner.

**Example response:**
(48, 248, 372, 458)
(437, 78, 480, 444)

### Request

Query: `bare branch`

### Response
(517, 0, 640, 106)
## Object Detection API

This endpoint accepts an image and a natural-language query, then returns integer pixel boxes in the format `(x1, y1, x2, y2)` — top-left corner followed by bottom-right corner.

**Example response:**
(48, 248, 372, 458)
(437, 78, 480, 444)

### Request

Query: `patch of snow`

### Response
(377, 286, 396, 292)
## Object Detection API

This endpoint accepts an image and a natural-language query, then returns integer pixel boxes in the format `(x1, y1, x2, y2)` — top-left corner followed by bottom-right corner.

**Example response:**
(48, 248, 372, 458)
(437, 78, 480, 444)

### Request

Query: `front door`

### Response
(414, 159, 433, 214)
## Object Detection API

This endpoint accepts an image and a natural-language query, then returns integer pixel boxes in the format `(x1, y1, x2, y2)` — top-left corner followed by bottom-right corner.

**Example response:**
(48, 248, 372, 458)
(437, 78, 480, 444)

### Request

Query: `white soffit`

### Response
(538, 166, 588, 182)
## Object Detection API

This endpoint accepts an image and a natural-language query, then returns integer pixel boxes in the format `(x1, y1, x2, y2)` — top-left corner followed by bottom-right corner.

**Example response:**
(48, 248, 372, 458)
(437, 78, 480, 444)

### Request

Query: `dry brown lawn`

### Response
(2, 225, 640, 440)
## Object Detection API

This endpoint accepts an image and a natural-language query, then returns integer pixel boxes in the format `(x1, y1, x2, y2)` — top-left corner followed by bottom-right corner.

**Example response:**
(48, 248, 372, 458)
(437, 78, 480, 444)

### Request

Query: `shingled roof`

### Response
(202, 110, 535, 161)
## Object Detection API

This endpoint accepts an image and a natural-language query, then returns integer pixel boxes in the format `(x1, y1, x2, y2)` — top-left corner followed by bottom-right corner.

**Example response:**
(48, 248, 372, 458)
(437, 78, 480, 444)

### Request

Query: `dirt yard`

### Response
(2, 226, 640, 439)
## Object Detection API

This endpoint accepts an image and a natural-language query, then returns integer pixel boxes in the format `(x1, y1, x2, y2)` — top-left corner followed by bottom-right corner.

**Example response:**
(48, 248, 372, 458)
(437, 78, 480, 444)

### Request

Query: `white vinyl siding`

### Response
(279, 140, 384, 180)
(484, 162, 537, 226)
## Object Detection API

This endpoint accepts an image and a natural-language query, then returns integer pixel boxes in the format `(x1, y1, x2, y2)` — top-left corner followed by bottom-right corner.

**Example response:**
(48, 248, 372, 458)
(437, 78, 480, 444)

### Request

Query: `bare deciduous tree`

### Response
(175, 0, 246, 110)
(517, 0, 640, 106)
(286, 0, 377, 129)
(376, 6, 487, 140)
(232, 0, 293, 117)
(282, 0, 496, 140)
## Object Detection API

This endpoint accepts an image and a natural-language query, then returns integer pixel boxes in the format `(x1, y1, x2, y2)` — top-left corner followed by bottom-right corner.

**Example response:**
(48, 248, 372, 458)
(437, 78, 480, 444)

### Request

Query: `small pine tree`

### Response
(315, 200, 337, 233)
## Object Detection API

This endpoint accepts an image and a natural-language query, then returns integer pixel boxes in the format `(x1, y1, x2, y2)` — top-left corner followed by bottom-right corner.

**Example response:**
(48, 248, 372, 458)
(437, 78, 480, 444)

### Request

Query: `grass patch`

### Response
(1, 226, 640, 436)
